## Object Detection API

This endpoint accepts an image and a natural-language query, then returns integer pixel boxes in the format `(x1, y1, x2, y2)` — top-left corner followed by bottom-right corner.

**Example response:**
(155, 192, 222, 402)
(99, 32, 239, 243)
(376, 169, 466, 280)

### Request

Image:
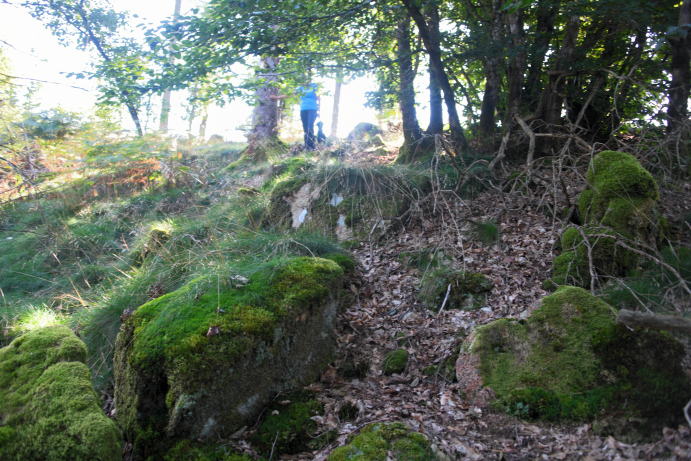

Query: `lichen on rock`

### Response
(0, 325, 122, 460)
(327, 422, 437, 461)
(114, 256, 344, 448)
(463, 286, 691, 441)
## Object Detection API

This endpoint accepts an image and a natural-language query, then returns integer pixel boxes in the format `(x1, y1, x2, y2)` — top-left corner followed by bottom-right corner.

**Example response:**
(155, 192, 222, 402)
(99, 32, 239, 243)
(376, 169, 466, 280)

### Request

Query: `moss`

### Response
(164, 439, 252, 460)
(262, 177, 309, 228)
(552, 227, 637, 288)
(116, 256, 343, 444)
(323, 253, 355, 275)
(251, 390, 330, 457)
(127, 256, 342, 381)
(0, 325, 122, 460)
(419, 270, 491, 310)
(473, 287, 691, 439)
(383, 349, 408, 375)
(580, 151, 659, 225)
(327, 422, 436, 461)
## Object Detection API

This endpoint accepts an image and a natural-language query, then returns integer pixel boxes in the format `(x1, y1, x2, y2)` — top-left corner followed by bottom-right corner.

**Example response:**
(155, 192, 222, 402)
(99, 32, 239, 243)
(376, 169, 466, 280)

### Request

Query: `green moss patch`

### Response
(383, 349, 409, 375)
(0, 325, 122, 460)
(327, 422, 436, 461)
(251, 390, 333, 457)
(419, 270, 491, 310)
(164, 439, 253, 461)
(472, 286, 691, 440)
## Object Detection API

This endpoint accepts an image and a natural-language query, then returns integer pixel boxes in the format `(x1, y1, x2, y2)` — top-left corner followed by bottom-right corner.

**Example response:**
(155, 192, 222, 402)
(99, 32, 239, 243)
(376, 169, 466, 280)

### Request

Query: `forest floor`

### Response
(223, 147, 691, 460)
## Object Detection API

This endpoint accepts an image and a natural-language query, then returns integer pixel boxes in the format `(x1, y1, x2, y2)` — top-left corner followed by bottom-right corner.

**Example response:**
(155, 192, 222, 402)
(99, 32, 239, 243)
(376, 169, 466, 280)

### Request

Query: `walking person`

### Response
(271, 82, 321, 150)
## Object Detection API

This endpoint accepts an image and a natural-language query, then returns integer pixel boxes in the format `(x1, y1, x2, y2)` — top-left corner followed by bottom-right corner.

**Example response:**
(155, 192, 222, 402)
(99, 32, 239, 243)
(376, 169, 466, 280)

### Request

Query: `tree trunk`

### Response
(523, 0, 558, 115)
(667, 0, 691, 134)
(159, 0, 182, 133)
(331, 76, 342, 138)
(505, 8, 526, 126)
(478, 0, 504, 142)
(400, 0, 467, 155)
(198, 108, 208, 141)
(396, 15, 423, 163)
(425, 5, 443, 135)
(245, 56, 285, 161)
(542, 15, 580, 128)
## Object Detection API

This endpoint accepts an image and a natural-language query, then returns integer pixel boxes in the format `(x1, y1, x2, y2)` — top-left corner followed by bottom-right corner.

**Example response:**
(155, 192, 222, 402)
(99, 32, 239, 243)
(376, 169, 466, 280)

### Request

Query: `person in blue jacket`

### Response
(271, 83, 321, 150)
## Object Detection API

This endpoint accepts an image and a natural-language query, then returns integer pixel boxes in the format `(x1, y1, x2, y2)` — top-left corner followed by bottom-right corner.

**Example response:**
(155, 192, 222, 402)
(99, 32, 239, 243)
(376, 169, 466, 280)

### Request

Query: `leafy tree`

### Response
(16, 0, 147, 136)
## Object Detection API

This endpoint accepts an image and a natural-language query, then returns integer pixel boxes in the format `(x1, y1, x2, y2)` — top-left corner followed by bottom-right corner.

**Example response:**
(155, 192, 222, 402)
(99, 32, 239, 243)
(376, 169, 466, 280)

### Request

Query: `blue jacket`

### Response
(298, 84, 319, 111)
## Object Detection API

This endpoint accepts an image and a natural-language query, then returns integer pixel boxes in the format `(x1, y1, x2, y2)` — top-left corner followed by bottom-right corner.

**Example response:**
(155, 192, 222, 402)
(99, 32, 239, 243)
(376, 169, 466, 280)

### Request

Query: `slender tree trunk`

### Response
(425, 5, 443, 135)
(245, 56, 284, 161)
(397, 15, 423, 157)
(523, 0, 558, 116)
(198, 106, 208, 141)
(400, 0, 467, 155)
(667, 0, 691, 134)
(505, 8, 526, 126)
(543, 15, 580, 128)
(478, 0, 504, 141)
(331, 76, 342, 138)
(159, 0, 182, 133)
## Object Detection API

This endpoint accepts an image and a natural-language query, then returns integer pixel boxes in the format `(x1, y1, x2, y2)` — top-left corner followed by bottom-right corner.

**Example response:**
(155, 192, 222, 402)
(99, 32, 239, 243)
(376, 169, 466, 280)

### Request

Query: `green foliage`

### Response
(20, 108, 82, 140)
(0, 326, 122, 460)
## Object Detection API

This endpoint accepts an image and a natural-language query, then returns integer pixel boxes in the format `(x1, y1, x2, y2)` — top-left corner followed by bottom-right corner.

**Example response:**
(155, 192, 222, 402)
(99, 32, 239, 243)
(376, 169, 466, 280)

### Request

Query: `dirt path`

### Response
(299, 179, 691, 460)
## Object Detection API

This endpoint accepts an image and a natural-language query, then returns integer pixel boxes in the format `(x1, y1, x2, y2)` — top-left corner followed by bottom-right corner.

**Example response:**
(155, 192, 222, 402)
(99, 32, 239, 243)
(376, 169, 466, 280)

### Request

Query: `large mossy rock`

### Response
(462, 286, 691, 441)
(553, 151, 660, 288)
(327, 422, 437, 461)
(114, 257, 344, 446)
(261, 167, 429, 243)
(0, 325, 122, 460)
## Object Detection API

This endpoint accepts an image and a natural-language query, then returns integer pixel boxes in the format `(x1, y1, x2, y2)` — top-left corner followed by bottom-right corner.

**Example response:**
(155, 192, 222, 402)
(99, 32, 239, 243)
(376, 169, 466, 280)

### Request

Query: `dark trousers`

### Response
(300, 109, 318, 149)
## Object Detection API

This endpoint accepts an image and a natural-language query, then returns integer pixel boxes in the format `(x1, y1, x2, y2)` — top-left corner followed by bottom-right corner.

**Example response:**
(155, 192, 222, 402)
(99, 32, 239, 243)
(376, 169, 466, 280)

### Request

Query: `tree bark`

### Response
(397, 15, 423, 157)
(616, 309, 691, 333)
(667, 0, 691, 134)
(400, 0, 467, 155)
(425, 5, 443, 135)
(478, 0, 504, 140)
(542, 15, 580, 128)
(505, 7, 526, 126)
(331, 76, 342, 138)
(523, 0, 558, 115)
(159, 0, 182, 133)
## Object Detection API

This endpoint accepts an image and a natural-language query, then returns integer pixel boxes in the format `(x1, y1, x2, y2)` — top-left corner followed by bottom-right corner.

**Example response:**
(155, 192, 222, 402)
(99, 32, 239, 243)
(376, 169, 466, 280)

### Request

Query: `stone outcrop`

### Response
(114, 257, 344, 446)
(0, 325, 122, 460)
(457, 286, 691, 441)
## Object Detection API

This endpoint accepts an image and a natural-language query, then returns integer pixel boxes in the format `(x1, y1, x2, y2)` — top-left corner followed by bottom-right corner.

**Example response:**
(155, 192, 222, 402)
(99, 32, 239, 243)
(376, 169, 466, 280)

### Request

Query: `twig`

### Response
(685, 399, 691, 429)
(437, 284, 452, 317)
(268, 430, 279, 461)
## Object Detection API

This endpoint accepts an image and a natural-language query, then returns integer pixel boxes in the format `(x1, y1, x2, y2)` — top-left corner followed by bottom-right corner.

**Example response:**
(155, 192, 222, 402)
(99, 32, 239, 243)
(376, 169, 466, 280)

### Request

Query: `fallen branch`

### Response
(616, 309, 691, 333)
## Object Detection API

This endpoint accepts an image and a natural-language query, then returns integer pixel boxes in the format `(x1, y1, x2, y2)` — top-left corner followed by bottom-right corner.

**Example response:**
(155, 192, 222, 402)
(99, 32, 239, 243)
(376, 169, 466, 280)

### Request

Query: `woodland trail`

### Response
(285, 160, 691, 460)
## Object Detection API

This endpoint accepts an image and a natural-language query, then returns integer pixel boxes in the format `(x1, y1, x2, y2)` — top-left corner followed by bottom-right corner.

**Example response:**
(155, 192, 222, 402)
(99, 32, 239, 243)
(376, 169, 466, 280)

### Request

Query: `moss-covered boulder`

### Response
(327, 422, 437, 461)
(419, 270, 491, 310)
(114, 257, 344, 447)
(552, 151, 660, 288)
(0, 325, 122, 460)
(462, 286, 691, 441)
(262, 167, 428, 243)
